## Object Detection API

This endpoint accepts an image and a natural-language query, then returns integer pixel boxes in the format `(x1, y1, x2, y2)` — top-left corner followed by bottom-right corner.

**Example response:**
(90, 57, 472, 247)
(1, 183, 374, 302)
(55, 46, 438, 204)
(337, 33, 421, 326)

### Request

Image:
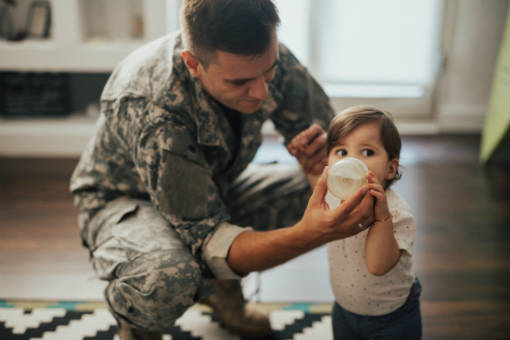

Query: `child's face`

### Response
(327, 121, 398, 186)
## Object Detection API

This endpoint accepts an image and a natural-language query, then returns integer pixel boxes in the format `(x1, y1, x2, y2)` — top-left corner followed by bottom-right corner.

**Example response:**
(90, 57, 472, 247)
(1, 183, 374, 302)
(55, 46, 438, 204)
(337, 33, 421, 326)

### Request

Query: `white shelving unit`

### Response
(0, 0, 179, 157)
(0, 115, 97, 157)
(0, 0, 173, 72)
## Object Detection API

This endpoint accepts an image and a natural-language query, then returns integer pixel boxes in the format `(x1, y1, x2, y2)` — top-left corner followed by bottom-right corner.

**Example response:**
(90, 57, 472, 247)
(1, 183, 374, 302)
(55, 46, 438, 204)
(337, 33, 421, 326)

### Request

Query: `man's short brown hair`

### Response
(180, 0, 280, 68)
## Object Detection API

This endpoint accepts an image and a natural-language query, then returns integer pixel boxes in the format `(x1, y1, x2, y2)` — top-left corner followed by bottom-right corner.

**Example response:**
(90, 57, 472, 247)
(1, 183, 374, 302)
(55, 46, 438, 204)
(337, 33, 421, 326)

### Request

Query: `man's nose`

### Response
(248, 76, 269, 100)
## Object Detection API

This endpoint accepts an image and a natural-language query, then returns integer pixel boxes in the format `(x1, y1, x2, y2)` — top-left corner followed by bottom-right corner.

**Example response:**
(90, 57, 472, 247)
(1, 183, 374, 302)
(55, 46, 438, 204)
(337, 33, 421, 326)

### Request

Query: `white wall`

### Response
(435, 0, 509, 132)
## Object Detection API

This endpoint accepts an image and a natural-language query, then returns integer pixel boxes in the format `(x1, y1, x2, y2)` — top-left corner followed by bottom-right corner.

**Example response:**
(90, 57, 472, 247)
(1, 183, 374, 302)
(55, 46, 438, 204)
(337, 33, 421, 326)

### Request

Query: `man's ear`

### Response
(181, 50, 200, 77)
(385, 158, 399, 181)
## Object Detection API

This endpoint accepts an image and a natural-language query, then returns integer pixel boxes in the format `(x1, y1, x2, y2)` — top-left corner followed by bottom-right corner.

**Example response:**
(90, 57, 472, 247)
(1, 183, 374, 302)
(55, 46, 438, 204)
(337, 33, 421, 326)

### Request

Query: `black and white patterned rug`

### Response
(0, 300, 333, 339)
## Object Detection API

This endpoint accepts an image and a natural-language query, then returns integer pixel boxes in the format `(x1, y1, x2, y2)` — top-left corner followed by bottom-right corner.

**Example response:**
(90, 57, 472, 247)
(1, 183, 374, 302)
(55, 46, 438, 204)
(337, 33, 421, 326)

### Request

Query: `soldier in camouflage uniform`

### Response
(70, 0, 375, 338)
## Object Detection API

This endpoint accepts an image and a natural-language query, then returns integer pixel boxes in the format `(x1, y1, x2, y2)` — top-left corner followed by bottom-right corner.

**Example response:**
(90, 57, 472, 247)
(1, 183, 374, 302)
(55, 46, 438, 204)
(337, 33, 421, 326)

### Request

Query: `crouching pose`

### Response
(70, 1, 375, 338)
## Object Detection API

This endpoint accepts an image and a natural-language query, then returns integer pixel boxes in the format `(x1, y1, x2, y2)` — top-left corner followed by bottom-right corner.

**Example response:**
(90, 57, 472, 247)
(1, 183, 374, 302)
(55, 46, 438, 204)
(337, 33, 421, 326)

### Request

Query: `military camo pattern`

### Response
(89, 163, 313, 330)
(70, 32, 333, 264)
(90, 199, 206, 330)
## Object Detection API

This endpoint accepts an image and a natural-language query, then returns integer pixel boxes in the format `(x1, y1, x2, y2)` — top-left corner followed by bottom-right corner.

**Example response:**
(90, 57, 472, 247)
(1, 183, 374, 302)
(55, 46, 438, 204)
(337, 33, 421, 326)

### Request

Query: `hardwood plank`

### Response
(0, 134, 508, 339)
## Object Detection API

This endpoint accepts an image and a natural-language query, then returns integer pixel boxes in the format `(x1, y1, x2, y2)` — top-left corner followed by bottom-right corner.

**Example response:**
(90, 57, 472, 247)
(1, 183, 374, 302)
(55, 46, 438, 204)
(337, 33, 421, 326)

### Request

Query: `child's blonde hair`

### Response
(326, 105, 402, 187)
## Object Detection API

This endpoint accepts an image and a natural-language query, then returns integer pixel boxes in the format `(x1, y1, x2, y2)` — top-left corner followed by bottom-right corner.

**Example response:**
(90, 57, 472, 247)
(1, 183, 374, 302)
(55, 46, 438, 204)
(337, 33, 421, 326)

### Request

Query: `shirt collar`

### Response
(173, 34, 280, 149)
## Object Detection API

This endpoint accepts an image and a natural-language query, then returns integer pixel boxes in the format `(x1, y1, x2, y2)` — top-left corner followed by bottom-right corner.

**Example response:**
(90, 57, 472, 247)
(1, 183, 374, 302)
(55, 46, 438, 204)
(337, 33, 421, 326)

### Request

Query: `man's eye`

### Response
(265, 65, 277, 81)
(336, 149, 347, 156)
(230, 80, 248, 86)
(362, 149, 374, 156)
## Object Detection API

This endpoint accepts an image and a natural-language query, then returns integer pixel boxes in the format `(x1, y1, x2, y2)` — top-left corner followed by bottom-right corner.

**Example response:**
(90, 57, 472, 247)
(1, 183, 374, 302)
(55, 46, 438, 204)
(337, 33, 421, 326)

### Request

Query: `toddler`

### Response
(325, 105, 422, 339)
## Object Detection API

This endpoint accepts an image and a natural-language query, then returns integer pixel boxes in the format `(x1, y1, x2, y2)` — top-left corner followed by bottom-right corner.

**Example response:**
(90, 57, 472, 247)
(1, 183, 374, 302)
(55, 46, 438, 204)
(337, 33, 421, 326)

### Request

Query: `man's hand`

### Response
(226, 167, 375, 274)
(296, 167, 375, 245)
(287, 124, 328, 178)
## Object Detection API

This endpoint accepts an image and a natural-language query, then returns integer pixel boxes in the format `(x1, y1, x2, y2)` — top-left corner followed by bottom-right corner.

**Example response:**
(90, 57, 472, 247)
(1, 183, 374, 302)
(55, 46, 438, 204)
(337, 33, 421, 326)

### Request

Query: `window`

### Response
(165, 0, 182, 33)
(165, 0, 444, 117)
(275, 0, 444, 116)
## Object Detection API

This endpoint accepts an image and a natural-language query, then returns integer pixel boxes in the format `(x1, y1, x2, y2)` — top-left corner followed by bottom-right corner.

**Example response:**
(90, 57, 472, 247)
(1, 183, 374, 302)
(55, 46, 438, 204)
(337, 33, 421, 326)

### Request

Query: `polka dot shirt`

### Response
(325, 188, 416, 316)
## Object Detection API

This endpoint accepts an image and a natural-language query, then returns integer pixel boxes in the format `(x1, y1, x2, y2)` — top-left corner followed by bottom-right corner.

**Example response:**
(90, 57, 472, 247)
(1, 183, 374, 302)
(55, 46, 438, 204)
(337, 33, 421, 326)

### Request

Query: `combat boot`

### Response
(199, 279, 272, 337)
(117, 318, 162, 340)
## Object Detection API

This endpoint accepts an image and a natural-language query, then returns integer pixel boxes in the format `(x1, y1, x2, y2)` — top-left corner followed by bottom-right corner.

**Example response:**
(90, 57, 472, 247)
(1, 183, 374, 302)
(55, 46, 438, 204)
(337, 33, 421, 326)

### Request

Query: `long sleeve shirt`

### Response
(70, 32, 334, 279)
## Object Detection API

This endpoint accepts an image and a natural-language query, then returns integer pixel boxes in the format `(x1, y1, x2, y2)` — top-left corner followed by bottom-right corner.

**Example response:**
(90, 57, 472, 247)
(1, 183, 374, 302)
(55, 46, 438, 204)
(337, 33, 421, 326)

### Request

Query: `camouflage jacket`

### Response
(70, 32, 333, 277)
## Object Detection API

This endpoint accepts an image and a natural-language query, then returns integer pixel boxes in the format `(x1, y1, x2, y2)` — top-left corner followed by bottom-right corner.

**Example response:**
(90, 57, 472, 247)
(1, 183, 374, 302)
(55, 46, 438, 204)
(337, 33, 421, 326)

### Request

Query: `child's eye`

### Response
(336, 149, 347, 156)
(362, 149, 374, 156)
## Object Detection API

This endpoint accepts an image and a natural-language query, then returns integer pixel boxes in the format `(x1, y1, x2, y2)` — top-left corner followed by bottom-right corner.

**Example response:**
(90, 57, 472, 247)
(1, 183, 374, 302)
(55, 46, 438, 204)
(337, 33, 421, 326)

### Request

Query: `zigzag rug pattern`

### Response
(0, 300, 333, 340)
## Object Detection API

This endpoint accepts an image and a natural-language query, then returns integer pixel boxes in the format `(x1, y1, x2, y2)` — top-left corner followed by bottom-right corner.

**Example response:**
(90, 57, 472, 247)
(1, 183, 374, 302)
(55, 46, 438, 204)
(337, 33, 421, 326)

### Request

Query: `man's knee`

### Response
(106, 250, 202, 330)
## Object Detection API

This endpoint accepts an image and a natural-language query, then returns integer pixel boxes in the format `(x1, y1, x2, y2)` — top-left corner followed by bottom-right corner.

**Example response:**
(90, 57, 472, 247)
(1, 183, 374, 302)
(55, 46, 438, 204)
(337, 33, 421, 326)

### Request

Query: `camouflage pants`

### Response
(83, 162, 311, 331)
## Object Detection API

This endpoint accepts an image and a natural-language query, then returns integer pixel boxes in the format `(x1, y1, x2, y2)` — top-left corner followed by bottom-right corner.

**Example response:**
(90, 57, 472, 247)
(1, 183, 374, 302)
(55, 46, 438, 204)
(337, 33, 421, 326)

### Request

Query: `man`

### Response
(70, 0, 375, 338)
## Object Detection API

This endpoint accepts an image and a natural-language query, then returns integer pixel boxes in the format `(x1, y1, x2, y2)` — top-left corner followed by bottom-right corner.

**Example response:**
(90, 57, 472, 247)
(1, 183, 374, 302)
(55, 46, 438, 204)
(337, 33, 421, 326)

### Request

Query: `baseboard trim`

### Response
(437, 104, 487, 133)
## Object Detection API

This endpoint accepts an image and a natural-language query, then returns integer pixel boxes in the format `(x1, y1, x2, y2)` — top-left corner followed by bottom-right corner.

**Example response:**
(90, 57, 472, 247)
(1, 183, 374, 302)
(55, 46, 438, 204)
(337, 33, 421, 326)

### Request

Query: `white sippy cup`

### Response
(327, 157, 368, 201)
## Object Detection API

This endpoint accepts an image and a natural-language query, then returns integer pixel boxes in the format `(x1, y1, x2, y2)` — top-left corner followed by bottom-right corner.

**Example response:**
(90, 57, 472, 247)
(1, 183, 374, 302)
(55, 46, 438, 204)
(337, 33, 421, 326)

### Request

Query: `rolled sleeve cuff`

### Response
(203, 221, 252, 280)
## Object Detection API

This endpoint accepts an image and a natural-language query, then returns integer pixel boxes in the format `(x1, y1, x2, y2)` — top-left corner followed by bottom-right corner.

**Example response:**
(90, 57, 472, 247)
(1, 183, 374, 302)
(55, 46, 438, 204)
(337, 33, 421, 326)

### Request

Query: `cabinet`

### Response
(0, 0, 178, 72)
(0, 0, 180, 156)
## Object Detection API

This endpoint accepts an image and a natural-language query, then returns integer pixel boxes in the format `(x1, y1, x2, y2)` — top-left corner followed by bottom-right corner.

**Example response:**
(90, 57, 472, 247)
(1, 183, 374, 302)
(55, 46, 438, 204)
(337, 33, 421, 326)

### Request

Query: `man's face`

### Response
(194, 32, 279, 114)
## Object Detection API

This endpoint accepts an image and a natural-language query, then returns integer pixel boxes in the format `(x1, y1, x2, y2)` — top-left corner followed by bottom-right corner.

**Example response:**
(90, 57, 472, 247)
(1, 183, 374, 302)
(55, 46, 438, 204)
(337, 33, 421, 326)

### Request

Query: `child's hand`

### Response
(366, 171, 392, 223)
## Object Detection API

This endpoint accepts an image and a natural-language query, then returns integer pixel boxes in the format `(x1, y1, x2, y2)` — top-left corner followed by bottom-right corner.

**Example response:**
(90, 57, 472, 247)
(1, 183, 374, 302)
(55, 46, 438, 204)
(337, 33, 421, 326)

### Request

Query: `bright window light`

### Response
(275, 0, 443, 97)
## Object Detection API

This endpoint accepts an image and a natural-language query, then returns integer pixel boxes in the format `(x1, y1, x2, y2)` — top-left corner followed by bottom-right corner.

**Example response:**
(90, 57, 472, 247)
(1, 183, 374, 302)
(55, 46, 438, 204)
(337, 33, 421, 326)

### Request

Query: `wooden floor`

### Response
(0, 134, 508, 339)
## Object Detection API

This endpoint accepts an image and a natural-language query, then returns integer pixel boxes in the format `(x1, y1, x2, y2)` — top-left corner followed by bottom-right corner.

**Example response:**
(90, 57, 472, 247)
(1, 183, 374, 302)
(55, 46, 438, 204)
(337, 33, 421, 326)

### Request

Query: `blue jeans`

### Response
(332, 278, 422, 340)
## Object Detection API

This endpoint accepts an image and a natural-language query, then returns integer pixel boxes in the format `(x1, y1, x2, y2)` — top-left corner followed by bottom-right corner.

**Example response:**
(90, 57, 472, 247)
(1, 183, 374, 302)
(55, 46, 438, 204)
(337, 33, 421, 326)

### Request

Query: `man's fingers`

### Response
(306, 123, 324, 139)
(309, 166, 328, 205)
(358, 193, 376, 226)
(287, 130, 309, 155)
(311, 158, 328, 176)
(331, 184, 369, 217)
(297, 123, 324, 147)
(302, 132, 326, 157)
(289, 124, 327, 162)
(298, 148, 327, 174)
(287, 144, 298, 156)
(290, 124, 328, 176)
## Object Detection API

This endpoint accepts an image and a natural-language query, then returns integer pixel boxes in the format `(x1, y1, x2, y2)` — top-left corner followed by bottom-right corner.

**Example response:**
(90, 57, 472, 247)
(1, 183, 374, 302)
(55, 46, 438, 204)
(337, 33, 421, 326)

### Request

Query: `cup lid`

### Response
(327, 158, 368, 200)
(328, 157, 368, 178)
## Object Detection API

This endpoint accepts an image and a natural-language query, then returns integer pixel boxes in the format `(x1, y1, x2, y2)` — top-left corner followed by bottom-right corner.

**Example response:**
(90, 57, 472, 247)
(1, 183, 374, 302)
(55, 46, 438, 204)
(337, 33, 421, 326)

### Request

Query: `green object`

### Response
(480, 7, 510, 163)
